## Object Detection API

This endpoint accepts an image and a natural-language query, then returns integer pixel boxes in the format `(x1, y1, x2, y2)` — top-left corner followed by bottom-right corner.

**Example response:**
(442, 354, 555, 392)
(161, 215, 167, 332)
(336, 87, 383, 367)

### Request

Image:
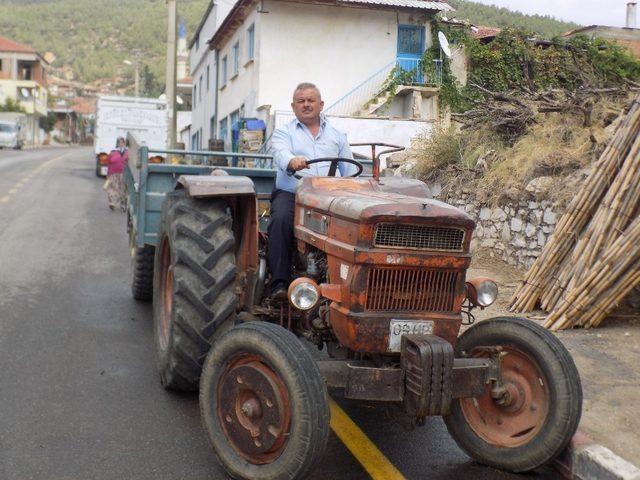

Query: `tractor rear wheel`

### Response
(444, 317, 582, 472)
(153, 190, 237, 392)
(200, 322, 330, 480)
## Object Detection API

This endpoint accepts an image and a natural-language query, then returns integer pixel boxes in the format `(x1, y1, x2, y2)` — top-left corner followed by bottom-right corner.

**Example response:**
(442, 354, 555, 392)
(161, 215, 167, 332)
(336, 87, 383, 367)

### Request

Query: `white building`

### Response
(206, 0, 453, 150)
(188, 0, 233, 151)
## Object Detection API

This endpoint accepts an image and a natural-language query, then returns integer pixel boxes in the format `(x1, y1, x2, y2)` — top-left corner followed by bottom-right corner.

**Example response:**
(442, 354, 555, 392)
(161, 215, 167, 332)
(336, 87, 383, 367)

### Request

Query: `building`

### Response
(563, 2, 640, 57)
(0, 35, 48, 145)
(188, 0, 234, 151)
(206, 0, 452, 151)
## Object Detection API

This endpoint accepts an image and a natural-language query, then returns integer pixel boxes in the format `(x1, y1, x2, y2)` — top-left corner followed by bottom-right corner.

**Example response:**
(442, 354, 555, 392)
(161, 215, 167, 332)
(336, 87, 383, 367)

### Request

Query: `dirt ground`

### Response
(467, 250, 640, 467)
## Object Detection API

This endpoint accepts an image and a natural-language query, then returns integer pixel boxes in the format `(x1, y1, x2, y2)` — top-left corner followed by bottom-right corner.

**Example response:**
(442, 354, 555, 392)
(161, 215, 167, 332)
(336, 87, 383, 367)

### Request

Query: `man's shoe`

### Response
(270, 283, 288, 302)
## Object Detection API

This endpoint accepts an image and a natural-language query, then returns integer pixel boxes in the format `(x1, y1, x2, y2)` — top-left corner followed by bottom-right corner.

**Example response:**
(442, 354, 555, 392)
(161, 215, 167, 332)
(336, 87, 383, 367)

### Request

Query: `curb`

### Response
(554, 432, 640, 480)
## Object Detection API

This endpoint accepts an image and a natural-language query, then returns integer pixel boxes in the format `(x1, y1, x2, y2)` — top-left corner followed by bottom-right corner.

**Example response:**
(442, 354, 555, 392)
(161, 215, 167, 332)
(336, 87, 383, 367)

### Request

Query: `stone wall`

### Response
(435, 187, 562, 271)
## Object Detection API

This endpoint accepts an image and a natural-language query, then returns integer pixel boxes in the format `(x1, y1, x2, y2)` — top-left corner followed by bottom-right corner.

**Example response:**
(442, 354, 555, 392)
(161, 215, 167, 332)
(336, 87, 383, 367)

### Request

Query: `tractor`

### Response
(125, 138, 582, 480)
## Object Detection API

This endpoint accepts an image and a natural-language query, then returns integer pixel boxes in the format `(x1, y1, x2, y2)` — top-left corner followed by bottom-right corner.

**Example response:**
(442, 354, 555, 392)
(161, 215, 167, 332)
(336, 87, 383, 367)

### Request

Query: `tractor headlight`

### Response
(288, 278, 320, 311)
(466, 278, 498, 308)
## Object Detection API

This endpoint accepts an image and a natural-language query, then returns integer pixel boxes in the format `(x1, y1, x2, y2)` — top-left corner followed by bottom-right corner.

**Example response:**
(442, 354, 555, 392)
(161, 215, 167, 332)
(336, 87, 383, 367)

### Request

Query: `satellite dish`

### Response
(20, 88, 30, 98)
(176, 95, 184, 105)
(438, 31, 452, 58)
(158, 93, 167, 101)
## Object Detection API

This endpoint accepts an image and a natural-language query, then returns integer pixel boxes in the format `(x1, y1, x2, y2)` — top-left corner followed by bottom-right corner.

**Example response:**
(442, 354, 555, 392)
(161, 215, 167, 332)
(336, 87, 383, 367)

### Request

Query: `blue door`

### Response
(397, 25, 425, 84)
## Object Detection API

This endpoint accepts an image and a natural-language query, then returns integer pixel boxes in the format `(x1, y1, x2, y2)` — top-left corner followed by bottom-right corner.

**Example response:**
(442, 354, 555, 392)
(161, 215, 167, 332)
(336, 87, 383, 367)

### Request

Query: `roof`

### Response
(562, 25, 598, 37)
(0, 35, 36, 54)
(189, 0, 215, 49)
(209, 0, 453, 49)
(471, 26, 501, 40)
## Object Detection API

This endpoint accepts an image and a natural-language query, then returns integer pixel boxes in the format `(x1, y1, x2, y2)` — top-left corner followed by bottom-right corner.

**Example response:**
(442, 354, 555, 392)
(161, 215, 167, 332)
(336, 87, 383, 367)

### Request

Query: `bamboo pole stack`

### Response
(509, 94, 640, 330)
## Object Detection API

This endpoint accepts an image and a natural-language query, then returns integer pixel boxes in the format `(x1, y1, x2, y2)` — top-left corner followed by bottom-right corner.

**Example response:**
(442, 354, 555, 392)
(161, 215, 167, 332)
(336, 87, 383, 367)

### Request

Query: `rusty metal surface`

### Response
(459, 346, 550, 448)
(329, 306, 462, 353)
(316, 360, 404, 402)
(217, 354, 291, 465)
(230, 196, 259, 309)
(177, 175, 255, 197)
(401, 335, 454, 417)
(451, 358, 492, 399)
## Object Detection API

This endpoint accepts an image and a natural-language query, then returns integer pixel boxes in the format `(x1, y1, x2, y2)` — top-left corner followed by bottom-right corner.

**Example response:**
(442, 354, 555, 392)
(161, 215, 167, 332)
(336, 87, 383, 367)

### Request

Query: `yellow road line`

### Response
(329, 398, 406, 480)
(8, 188, 18, 194)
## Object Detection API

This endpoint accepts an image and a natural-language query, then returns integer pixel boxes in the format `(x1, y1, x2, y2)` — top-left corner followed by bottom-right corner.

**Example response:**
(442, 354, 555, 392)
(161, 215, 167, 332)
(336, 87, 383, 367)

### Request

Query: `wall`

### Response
(436, 186, 562, 270)
(189, 0, 233, 150)
(258, 2, 433, 114)
(216, 6, 261, 150)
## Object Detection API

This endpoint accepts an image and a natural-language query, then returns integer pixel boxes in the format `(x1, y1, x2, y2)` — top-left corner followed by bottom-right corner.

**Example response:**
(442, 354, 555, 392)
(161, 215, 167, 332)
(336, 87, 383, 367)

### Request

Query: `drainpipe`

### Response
(214, 49, 219, 142)
(627, 2, 637, 28)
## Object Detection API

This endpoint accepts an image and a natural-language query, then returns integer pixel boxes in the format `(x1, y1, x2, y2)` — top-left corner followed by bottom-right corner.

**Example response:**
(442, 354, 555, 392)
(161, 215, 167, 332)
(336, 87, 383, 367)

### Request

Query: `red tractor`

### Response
(151, 145, 582, 480)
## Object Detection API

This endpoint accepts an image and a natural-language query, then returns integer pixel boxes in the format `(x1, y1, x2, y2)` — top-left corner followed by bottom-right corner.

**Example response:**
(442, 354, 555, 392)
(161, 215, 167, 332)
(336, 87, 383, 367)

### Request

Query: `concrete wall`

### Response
(216, 6, 261, 150)
(258, 3, 433, 113)
(189, 1, 234, 150)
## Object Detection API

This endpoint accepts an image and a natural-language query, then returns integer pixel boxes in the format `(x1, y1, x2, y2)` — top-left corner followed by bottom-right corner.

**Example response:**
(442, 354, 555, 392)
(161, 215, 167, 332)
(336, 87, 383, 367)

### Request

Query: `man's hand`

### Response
(287, 156, 309, 172)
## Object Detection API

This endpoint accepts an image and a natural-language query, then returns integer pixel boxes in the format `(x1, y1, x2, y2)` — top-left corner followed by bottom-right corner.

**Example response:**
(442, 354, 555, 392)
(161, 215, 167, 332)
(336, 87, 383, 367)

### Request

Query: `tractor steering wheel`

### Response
(292, 157, 363, 179)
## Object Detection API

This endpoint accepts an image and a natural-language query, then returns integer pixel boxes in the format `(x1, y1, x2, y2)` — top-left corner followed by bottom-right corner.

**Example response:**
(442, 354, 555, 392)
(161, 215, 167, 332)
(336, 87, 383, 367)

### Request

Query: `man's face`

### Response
(292, 88, 324, 125)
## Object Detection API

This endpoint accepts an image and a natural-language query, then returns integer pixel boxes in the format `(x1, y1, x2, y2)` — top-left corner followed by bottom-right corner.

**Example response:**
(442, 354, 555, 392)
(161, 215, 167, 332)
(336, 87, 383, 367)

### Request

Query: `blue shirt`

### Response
(270, 115, 355, 193)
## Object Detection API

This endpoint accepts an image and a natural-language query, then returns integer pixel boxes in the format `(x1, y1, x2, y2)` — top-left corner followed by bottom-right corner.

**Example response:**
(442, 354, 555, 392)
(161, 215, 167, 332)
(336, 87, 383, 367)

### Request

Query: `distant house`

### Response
(0, 35, 48, 145)
(204, 0, 453, 150)
(563, 2, 640, 57)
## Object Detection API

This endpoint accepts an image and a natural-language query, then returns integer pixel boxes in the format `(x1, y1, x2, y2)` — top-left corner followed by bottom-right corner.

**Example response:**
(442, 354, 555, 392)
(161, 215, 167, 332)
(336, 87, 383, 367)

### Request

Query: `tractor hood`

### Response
(297, 177, 475, 228)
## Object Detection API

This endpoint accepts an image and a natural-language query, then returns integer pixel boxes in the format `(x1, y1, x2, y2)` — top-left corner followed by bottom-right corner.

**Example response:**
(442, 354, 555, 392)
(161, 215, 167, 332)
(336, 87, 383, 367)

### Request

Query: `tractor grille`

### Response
(365, 267, 459, 312)
(373, 223, 465, 252)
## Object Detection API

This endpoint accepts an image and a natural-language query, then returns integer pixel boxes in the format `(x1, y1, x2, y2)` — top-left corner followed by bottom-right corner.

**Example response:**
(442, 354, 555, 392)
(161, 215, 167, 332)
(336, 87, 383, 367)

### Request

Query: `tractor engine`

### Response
(291, 176, 476, 356)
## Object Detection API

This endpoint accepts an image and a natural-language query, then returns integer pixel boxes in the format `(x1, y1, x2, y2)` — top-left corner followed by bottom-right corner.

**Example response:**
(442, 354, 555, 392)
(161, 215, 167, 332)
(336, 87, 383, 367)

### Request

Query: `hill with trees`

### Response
(0, 0, 580, 93)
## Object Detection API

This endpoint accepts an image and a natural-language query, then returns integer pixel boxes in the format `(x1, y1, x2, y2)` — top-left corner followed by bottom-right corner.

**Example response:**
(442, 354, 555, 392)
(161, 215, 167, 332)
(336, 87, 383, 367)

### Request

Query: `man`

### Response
(268, 82, 356, 300)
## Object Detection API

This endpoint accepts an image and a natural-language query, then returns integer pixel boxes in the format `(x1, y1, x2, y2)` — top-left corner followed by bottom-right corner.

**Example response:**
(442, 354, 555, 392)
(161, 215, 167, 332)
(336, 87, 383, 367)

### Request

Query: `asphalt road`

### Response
(0, 147, 557, 480)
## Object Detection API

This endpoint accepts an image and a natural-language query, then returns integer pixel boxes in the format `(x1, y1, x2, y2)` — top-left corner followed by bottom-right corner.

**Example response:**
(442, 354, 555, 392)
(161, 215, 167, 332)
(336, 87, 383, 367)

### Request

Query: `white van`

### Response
(0, 119, 24, 150)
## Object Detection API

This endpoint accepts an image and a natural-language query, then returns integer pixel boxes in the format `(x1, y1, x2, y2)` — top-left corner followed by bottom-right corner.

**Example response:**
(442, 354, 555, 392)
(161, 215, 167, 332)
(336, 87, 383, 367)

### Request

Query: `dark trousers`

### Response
(267, 189, 296, 286)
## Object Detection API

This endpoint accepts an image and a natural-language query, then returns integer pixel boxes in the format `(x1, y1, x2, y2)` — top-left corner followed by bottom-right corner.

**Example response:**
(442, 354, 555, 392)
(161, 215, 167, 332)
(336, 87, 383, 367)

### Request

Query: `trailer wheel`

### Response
(153, 190, 237, 391)
(444, 317, 582, 472)
(200, 322, 330, 480)
(131, 246, 155, 301)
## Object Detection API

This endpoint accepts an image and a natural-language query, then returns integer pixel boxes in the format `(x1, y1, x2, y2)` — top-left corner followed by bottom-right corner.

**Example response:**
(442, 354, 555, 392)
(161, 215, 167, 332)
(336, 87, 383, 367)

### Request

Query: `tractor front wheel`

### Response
(200, 322, 330, 480)
(444, 317, 582, 472)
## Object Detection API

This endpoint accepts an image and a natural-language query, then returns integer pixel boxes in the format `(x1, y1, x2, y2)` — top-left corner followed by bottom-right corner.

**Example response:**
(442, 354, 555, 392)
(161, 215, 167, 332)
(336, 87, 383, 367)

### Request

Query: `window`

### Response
(199, 128, 203, 149)
(230, 110, 239, 131)
(219, 117, 228, 142)
(0, 59, 3, 71)
(206, 66, 210, 91)
(247, 24, 255, 61)
(195, 33, 200, 51)
(191, 131, 199, 150)
(193, 84, 197, 108)
(210, 115, 216, 140)
(199, 75, 203, 101)
(221, 56, 228, 85)
(232, 42, 240, 76)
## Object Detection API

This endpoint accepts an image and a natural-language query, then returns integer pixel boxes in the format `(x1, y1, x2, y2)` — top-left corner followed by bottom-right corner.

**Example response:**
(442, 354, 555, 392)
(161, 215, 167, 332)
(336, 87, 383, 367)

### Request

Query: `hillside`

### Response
(449, 1, 579, 37)
(0, 0, 580, 92)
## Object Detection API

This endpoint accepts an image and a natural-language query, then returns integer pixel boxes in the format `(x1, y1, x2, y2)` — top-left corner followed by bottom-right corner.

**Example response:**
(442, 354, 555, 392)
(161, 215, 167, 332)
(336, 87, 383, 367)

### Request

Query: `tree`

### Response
(0, 98, 26, 113)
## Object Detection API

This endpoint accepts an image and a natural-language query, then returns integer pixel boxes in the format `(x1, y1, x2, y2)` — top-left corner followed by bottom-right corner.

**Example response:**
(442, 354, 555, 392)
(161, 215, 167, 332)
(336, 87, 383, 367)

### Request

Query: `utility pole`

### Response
(134, 63, 140, 97)
(166, 0, 178, 148)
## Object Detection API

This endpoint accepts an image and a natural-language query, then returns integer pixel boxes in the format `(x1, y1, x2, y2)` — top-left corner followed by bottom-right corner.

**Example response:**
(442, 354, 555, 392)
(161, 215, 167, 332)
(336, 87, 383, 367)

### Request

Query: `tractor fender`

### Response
(176, 173, 260, 309)
(177, 174, 256, 198)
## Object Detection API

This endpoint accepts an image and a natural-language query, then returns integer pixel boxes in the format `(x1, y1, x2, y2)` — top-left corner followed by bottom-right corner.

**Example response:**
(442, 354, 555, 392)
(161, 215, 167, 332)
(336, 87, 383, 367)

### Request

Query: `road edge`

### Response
(554, 432, 640, 480)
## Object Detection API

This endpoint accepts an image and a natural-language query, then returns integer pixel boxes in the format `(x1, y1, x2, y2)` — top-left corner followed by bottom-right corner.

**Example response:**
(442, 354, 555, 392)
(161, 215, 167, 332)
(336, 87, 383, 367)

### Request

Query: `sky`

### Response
(466, 0, 635, 28)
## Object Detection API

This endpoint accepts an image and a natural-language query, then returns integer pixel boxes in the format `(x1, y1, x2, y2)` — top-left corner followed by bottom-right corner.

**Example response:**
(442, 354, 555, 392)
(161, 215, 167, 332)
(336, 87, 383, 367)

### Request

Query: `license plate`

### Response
(100, 166, 108, 176)
(388, 320, 434, 352)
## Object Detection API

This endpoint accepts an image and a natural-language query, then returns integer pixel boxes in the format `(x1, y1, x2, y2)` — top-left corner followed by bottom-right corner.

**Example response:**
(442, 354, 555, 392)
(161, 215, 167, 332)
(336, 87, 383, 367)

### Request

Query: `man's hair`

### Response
(293, 82, 321, 100)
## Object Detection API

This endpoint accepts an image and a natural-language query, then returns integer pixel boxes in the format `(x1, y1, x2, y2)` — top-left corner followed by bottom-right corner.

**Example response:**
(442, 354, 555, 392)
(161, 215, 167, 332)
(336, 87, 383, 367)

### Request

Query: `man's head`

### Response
(291, 83, 324, 127)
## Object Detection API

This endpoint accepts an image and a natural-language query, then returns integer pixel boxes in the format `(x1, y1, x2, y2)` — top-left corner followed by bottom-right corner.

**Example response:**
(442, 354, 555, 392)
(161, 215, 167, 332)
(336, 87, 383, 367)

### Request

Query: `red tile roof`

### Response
(471, 26, 502, 40)
(0, 35, 36, 54)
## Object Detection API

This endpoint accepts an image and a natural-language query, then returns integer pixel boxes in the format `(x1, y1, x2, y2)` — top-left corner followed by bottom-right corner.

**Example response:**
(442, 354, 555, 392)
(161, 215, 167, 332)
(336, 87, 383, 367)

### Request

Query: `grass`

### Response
(411, 97, 627, 206)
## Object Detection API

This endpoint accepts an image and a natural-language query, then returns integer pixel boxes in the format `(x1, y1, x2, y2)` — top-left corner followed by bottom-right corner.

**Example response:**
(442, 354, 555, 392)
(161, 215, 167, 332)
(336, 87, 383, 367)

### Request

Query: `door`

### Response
(397, 24, 425, 84)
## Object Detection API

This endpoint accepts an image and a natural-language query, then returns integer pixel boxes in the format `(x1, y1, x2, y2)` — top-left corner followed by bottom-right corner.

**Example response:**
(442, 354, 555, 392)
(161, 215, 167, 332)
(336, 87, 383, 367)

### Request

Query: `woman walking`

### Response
(106, 137, 128, 211)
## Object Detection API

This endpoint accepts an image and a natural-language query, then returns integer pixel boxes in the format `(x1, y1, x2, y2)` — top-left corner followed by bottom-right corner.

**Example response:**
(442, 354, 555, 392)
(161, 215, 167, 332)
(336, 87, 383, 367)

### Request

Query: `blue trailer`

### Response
(124, 134, 276, 300)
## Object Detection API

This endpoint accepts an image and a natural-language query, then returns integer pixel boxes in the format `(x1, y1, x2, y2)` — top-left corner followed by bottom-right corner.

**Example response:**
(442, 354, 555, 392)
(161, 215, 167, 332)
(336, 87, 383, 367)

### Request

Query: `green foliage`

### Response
(0, 0, 210, 84)
(40, 112, 56, 132)
(0, 98, 26, 112)
(447, 0, 579, 37)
